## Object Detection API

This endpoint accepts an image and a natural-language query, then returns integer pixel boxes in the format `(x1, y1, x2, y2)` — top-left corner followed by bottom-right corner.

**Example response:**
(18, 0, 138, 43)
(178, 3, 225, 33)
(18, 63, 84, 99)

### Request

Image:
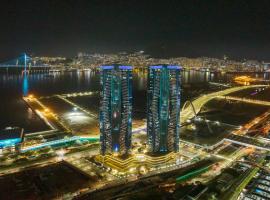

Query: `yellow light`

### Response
(44, 108, 50, 113)
(129, 167, 135, 173)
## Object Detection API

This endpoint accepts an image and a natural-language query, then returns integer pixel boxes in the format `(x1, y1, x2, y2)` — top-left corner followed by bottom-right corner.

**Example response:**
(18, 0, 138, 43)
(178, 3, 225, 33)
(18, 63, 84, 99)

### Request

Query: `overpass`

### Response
(217, 96, 270, 106)
(237, 160, 270, 173)
(224, 134, 270, 152)
(180, 85, 269, 123)
(224, 138, 270, 151)
(208, 82, 231, 88)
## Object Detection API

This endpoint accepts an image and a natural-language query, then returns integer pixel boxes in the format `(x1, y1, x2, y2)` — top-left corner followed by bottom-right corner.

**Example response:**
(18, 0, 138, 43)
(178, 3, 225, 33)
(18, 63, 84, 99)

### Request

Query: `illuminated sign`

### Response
(0, 138, 22, 148)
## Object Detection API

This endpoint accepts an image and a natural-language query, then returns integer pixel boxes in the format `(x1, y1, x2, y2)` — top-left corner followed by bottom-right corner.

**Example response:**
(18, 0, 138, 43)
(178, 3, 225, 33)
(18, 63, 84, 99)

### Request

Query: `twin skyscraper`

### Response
(99, 64, 181, 155)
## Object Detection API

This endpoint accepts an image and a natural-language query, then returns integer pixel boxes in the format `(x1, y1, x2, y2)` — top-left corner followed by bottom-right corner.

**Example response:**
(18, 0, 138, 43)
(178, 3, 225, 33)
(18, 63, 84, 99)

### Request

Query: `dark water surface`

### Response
(0, 70, 269, 133)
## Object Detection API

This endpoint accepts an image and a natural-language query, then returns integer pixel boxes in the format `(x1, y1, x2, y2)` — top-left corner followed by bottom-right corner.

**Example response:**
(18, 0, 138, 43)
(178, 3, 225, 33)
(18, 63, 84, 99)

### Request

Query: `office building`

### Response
(147, 65, 181, 153)
(99, 65, 133, 155)
(0, 127, 24, 153)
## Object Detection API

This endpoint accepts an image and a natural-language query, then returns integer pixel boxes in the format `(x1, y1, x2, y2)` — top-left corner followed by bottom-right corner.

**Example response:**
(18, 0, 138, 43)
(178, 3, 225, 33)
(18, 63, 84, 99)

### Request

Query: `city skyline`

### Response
(1, 1, 270, 60)
(1, 1, 270, 199)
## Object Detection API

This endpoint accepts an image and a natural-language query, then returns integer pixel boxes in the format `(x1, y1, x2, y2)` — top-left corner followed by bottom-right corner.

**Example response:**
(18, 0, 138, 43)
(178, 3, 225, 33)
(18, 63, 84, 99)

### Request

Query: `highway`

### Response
(57, 95, 98, 119)
(222, 110, 270, 151)
(224, 138, 270, 151)
(180, 84, 268, 123)
(217, 95, 270, 106)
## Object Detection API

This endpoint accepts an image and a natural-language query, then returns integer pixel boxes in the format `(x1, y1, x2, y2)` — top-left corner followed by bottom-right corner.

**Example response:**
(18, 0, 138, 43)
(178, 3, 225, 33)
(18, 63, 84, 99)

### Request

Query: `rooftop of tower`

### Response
(149, 64, 182, 70)
(100, 64, 133, 70)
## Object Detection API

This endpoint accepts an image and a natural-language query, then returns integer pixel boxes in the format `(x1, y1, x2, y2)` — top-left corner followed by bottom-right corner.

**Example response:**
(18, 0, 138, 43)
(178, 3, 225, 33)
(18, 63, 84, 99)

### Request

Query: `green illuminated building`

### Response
(99, 65, 133, 155)
(147, 65, 181, 153)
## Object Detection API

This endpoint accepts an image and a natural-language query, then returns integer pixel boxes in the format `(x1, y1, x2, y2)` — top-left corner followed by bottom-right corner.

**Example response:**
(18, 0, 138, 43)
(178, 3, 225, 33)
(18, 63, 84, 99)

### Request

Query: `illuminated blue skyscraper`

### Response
(147, 65, 181, 153)
(100, 65, 133, 155)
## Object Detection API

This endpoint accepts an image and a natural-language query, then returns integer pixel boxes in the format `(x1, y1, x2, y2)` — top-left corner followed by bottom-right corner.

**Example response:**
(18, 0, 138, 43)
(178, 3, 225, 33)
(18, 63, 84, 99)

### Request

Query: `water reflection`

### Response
(22, 73, 29, 96)
(0, 70, 269, 132)
(182, 70, 211, 83)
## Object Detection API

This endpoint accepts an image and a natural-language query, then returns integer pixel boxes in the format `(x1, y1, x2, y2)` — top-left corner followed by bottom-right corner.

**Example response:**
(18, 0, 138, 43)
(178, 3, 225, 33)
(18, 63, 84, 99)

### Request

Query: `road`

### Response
(217, 95, 270, 106)
(21, 136, 99, 152)
(180, 84, 268, 123)
(57, 95, 98, 119)
(223, 110, 270, 151)
(23, 95, 71, 132)
(0, 144, 99, 176)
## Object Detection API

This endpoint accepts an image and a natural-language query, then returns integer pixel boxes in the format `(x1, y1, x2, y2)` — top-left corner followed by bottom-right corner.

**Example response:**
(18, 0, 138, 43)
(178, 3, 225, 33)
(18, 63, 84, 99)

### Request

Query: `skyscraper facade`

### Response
(147, 65, 181, 153)
(99, 65, 133, 155)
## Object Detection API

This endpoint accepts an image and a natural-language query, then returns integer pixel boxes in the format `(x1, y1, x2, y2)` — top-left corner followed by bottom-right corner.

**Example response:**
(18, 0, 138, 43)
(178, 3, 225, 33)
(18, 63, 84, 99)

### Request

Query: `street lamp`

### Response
(56, 149, 66, 161)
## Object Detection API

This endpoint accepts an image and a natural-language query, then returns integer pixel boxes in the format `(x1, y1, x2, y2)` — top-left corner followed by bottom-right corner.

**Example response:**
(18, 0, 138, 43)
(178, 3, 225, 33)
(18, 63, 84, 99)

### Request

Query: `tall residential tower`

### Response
(147, 65, 181, 153)
(99, 65, 133, 155)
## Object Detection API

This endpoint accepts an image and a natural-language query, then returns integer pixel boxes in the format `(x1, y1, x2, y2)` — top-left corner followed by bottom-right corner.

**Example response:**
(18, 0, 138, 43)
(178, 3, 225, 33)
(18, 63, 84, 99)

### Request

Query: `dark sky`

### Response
(1, 0, 270, 60)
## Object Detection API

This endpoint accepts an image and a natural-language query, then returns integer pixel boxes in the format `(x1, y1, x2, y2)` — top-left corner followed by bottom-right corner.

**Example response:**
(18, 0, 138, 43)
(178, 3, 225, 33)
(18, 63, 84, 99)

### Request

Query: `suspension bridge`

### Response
(0, 53, 50, 71)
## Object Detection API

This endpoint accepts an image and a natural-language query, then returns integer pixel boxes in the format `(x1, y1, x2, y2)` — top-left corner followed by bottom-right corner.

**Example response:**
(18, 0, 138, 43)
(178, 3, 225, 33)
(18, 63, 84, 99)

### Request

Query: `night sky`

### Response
(1, 0, 270, 60)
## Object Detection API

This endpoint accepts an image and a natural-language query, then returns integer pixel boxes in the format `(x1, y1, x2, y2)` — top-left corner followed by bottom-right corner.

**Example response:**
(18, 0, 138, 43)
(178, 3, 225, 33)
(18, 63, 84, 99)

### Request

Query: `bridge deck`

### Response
(217, 96, 270, 106)
(181, 85, 269, 123)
